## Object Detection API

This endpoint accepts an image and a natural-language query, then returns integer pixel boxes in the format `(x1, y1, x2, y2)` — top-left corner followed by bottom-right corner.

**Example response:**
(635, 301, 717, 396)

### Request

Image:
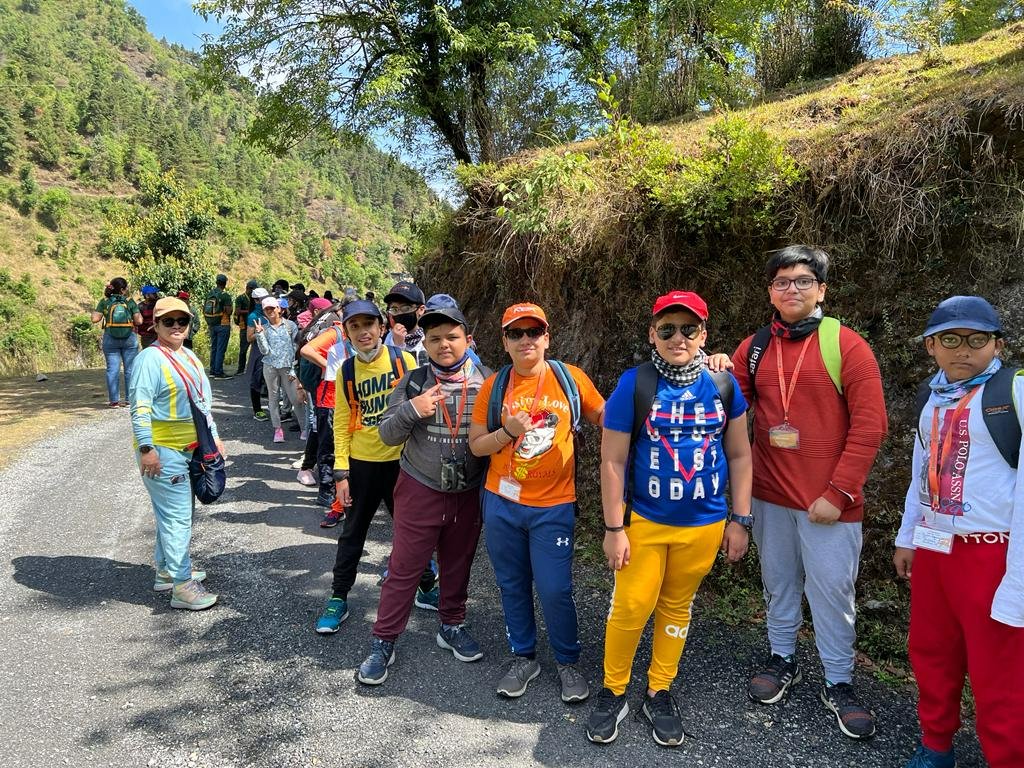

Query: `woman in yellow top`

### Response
(129, 297, 226, 610)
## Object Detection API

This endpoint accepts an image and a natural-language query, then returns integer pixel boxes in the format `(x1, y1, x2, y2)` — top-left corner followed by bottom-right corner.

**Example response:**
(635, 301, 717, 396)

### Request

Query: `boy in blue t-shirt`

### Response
(586, 290, 753, 747)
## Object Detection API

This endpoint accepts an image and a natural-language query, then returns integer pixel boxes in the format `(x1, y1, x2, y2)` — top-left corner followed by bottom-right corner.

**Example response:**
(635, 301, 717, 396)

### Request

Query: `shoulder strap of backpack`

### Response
(818, 316, 843, 395)
(548, 360, 581, 432)
(624, 362, 660, 527)
(914, 378, 932, 449)
(709, 370, 735, 424)
(746, 325, 773, 398)
(406, 364, 431, 396)
(981, 365, 1023, 469)
(384, 344, 407, 383)
(486, 365, 513, 433)
(341, 355, 360, 432)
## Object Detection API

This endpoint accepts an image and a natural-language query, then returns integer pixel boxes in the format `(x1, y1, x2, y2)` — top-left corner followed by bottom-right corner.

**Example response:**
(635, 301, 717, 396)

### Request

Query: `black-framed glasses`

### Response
(655, 323, 702, 341)
(770, 276, 819, 292)
(504, 326, 546, 341)
(936, 331, 995, 350)
(159, 316, 191, 328)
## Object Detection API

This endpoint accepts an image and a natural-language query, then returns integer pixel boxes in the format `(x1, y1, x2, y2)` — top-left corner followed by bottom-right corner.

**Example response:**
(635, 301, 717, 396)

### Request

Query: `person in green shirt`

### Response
(204, 274, 233, 378)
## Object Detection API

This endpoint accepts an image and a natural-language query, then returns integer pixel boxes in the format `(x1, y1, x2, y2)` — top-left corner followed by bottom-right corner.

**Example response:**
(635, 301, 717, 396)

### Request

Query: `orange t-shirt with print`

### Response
(472, 362, 604, 507)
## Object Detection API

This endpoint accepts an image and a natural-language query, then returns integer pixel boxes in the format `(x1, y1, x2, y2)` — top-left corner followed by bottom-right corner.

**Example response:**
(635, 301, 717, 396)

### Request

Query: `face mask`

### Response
(391, 312, 418, 332)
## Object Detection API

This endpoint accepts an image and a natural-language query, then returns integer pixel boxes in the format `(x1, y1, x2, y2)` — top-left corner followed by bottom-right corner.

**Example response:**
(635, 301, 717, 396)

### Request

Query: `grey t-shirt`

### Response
(378, 363, 491, 492)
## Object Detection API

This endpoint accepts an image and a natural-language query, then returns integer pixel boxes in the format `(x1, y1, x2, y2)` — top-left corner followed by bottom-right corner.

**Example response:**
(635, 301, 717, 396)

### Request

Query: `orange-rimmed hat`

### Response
(501, 303, 548, 329)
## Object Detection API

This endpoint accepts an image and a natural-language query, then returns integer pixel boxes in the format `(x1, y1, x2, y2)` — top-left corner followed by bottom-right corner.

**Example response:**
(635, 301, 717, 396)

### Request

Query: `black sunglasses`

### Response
(159, 316, 191, 328)
(504, 326, 546, 341)
(655, 323, 702, 341)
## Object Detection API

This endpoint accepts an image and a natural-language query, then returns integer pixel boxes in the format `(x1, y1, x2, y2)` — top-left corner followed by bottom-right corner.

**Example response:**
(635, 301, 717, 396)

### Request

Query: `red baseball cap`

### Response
(651, 291, 708, 321)
(501, 303, 548, 329)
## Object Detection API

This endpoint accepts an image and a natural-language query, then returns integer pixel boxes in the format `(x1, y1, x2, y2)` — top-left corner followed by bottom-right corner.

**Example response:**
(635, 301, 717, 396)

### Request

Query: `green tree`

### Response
(38, 187, 71, 230)
(197, 0, 602, 165)
(0, 103, 20, 172)
(100, 171, 217, 298)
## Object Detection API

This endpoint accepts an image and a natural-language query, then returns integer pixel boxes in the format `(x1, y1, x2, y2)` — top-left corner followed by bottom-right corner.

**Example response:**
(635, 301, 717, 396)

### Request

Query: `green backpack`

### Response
(203, 291, 222, 324)
(104, 297, 135, 339)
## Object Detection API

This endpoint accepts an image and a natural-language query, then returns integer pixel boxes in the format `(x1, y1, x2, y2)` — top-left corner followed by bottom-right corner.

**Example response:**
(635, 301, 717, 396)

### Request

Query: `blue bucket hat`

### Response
(923, 296, 1003, 337)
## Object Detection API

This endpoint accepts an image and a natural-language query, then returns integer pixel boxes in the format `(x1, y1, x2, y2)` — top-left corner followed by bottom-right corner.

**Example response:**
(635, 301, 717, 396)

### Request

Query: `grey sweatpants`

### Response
(752, 498, 862, 684)
(262, 366, 306, 430)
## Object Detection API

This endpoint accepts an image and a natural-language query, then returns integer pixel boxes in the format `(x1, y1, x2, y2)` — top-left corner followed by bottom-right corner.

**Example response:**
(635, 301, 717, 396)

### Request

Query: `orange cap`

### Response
(501, 303, 548, 329)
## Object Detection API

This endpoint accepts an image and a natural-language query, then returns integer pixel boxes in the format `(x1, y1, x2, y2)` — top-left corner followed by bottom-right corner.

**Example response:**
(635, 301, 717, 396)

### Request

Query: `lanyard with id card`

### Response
(914, 389, 979, 554)
(497, 364, 547, 502)
(768, 335, 813, 450)
(438, 375, 469, 492)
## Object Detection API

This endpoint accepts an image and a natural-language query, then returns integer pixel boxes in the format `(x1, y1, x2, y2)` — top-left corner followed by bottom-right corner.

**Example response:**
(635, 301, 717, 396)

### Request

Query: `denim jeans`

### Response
(102, 332, 139, 403)
(209, 324, 230, 376)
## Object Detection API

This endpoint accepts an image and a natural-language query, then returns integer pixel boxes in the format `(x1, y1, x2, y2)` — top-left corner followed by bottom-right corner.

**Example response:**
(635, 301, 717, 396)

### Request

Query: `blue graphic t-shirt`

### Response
(604, 367, 748, 527)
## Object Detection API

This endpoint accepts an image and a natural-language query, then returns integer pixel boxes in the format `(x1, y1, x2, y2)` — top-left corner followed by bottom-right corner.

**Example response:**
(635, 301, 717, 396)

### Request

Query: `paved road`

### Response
(0, 378, 986, 767)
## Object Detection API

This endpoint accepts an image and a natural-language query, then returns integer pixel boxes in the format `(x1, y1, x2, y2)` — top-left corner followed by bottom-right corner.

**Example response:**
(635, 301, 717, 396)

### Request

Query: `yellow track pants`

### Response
(602, 513, 725, 695)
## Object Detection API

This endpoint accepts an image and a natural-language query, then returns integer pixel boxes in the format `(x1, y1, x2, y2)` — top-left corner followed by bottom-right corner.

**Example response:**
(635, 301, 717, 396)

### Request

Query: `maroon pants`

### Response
(909, 535, 1024, 767)
(373, 470, 482, 641)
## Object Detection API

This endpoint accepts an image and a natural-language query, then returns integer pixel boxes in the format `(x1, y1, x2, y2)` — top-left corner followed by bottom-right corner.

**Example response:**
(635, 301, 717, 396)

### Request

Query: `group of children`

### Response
(114, 247, 1021, 766)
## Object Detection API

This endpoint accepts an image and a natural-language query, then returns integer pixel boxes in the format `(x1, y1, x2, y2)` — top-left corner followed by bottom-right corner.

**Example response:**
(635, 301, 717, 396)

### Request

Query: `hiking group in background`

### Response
(91, 246, 1023, 768)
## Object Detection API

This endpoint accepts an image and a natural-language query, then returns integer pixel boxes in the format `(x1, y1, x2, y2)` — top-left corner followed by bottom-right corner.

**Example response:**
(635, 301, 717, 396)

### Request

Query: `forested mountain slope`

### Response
(0, 0, 432, 372)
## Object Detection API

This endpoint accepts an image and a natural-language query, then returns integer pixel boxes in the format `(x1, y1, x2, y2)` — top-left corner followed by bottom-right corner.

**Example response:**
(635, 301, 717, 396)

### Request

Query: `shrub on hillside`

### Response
(38, 187, 71, 230)
(0, 313, 54, 359)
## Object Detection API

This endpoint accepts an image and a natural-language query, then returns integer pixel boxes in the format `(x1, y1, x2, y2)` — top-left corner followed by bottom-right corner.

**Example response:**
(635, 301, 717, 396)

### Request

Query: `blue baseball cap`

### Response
(141, 285, 158, 295)
(426, 293, 459, 311)
(342, 300, 384, 323)
(923, 296, 1002, 337)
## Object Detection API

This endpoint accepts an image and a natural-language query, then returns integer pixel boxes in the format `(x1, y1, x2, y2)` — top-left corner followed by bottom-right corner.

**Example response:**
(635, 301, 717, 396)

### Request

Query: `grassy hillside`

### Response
(0, 0, 433, 373)
(418, 24, 1024, 667)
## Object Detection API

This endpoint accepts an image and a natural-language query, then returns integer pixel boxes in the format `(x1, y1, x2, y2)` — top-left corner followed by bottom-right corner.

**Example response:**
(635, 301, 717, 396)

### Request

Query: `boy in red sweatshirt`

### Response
(895, 295, 1024, 768)
(731, 245, 888, 740)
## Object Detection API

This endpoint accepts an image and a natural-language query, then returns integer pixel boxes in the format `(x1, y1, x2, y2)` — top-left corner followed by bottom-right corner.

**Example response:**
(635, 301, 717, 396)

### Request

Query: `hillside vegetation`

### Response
(418, 24, 1024, 666)
(0, 0, 432, 373)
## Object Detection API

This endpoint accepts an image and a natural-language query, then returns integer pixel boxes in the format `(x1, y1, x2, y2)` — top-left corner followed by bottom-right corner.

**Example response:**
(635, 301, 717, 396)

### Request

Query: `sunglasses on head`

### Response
(935, 331, 995, 350)
(504, 326, 546, 341)
(159, 316, 191, 328)
(655, 323, 702, 341)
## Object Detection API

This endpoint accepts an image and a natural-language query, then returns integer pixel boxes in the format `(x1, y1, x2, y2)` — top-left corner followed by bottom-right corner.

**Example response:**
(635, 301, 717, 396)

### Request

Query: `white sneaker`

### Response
(296, 469, 317, 486)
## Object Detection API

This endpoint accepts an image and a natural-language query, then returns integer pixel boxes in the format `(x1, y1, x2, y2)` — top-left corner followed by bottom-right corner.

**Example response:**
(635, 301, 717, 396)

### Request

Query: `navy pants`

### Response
(209, 324, 230, 376)
(482, 490, 580, 665)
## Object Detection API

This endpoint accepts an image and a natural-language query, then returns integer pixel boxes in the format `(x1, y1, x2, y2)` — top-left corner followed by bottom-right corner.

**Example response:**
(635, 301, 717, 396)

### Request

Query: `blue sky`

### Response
(130, 0, 222, 50)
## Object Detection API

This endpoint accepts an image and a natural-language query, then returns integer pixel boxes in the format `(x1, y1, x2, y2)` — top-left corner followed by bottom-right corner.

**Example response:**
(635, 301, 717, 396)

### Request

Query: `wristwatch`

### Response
(333, 469, 350, 482)
(726, 511, 754, 530)
(139, 445, 153, 455)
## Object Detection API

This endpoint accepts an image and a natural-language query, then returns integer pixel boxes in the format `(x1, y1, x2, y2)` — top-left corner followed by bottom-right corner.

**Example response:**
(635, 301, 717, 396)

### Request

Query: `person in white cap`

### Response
(253, 296, 306, 443)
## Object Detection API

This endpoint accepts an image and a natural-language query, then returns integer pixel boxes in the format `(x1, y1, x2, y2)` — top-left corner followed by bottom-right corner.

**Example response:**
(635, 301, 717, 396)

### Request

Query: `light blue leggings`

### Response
(140, 445, 195, 582)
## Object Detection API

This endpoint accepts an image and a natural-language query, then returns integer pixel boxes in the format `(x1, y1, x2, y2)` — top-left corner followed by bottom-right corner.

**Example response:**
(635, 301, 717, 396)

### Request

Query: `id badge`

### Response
(769, 423, 800, 450)
(498, 476, 522, 502)
(440, 458, 467, 492)
(912, 524, 953, 554)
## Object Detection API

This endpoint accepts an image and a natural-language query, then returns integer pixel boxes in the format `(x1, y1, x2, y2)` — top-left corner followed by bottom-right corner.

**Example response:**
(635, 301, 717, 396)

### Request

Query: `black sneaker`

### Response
(641, 690, 684, 746)
(748, 654, 802, 704)
(821, 683, 876, 739)
(585, 687, 629, 744)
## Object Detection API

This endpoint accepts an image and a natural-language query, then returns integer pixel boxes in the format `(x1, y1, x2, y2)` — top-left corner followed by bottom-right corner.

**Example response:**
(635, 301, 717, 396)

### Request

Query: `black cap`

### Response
(216, 273, 228, 285)
(419, 306, 467, 330)
(384, 281, 425, 306)
(245, 279, 259, 290)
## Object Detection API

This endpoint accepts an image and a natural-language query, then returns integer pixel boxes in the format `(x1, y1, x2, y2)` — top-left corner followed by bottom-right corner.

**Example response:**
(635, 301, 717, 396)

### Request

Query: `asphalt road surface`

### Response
(0, 377, 986, 768)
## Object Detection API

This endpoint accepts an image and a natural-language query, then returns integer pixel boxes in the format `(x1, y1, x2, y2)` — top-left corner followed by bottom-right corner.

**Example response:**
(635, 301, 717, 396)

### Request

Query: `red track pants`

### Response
(909, 535, 1024, 767)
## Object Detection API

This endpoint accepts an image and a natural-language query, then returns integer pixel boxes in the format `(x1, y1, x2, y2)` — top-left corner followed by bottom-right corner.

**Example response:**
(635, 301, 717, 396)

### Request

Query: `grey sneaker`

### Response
(169, 579, 217, 611)
(557, 663, 590, 703)
(154, 569, 206, 592)
(496, 656, 541, 698)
